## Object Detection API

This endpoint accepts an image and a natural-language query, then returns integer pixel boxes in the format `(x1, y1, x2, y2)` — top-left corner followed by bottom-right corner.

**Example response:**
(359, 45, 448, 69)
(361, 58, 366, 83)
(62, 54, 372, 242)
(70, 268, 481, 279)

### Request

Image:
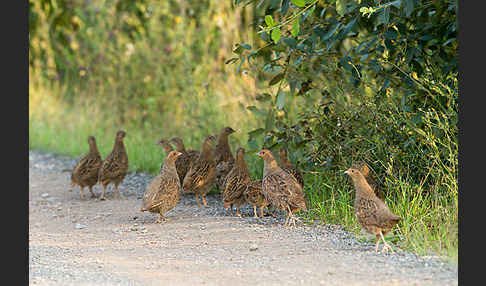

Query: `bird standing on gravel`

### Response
(170, 137, 200, 184)
(244, 180, 272, 218)
(214, 126, 236, 191)
(182, 135, 217, 207)
(222, 147, 251, 216)
(69, 136, 102, 200)
(344, 167, 401, 253)
(279, 147, 304, 188)
(98, 130, 128, 200)
(258, 149, 307, 226)
(141, 150, 182, 223)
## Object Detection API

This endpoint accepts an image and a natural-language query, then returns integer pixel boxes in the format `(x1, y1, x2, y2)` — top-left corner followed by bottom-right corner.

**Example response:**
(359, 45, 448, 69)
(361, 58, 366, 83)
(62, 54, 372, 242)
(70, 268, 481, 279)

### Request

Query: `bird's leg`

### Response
(201, 194, 208, 207)
(236, 203, 242, 217)
(195, 193, 201, 208)
(230, 204, 234, 216)
(156, 214, 167, 224)
(100, 184, 106, 200)
(89, 186, 96, 198)
(379, 231, 394, 253)
(114, 183, 123, 198)
(79, 187, 85, 200)
(259, 206, 264, 218)
(253, 205, 258, 218)
(375, 234, 381, 252)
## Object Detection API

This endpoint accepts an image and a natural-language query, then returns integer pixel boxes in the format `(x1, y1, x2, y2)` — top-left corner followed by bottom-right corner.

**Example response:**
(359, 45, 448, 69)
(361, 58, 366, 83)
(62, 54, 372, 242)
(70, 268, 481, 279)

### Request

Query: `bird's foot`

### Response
(381, 243, 394, 253)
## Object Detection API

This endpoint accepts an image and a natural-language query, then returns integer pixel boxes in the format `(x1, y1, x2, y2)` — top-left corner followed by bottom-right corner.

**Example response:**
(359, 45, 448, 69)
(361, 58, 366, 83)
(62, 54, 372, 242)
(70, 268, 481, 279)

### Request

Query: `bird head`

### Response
(222, 126, 236, 135)
(167, 150, 183, 161)
(257, 149, 274, 162)
(116, 130, 126, 140)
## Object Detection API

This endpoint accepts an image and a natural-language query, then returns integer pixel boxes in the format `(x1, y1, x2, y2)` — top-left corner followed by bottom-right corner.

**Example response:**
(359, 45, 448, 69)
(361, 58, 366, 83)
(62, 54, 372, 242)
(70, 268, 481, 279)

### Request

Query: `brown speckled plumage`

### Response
(258, 149, 306, 226)
(353, 161, 385, 200)
(170, 137, 201, 183)
(141, 151, 182, 223)
(222, 148, 251, 216)
(98, 130, 128, 200)
(182, 135, 217, 207)
(279, 147, 304, 188)
(244, 180, 271, 218)
(214, 127, 236, 191)
(345, 167, 401, 253)
(70, 136, 102, 199)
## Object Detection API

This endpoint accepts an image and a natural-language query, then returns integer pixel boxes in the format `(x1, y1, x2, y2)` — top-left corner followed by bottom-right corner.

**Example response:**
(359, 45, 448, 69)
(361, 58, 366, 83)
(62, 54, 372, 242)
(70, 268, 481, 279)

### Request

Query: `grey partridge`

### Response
(182, 135, 217, 207)
(258, 149, 307, 226)
(214, 126, 236, 191)
(98, 130, 128, 200)
(345, 167, 401, 253)
(141, 151, 182, 223)
(222, 147, 251, 217)
(170, 137, 200, 183)
(70, 136, 102, 199)
(244, 180, 272, 218)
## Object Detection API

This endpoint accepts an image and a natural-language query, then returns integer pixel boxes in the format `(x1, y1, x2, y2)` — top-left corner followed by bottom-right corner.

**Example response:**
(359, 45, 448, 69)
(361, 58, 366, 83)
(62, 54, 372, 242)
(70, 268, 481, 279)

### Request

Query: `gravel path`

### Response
(29, 150, 458, 285)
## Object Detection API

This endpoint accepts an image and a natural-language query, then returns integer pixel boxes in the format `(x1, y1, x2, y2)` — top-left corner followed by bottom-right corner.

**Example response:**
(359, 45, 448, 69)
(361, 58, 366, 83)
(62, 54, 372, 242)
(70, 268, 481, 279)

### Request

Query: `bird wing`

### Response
(99, 151, 128, 181)
(142, 175, 179, 211)
(262, 171, 303, 210)
(73, 153, 102, 181)
(183, 159, 216, 192)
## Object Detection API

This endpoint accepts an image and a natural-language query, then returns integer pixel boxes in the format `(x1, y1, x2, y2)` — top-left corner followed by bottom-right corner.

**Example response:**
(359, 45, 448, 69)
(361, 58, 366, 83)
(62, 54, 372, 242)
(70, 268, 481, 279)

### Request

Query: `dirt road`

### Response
(29, 151, 457, 285)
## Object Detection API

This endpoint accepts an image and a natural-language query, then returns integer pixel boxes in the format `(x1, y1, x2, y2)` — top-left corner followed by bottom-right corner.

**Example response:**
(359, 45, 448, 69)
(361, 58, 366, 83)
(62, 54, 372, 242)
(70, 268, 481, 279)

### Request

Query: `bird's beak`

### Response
(344, 170, 349, 175)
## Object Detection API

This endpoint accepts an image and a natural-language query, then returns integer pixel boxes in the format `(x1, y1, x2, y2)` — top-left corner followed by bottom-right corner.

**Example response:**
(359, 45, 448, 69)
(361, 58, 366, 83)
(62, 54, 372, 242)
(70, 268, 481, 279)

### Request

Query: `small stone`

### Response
(41, 193, 49, 198)
(249, 244, 258, 251)
(75, 223, 86, 230)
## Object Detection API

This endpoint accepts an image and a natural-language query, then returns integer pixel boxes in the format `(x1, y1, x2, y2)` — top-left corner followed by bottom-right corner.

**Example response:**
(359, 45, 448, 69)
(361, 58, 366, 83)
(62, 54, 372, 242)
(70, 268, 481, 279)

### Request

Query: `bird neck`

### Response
(263, 159, 279, 176)
(162, 158, 178, 174)
(114, 139, 125, 152)
(280, 156, 291, 167)
(200, 142, 213, 160)
(236, 153, 249, 174)
(175, 143, 186, 153)
(89, 143, 99, 155)
(353, 173, 375, 197)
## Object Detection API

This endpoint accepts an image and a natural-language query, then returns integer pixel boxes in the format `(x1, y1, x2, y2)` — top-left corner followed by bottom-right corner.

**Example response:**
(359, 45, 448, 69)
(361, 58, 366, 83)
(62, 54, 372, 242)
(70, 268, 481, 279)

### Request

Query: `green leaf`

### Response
(271, 27, 281, 44)
(292, 17, 300, 37)
(291, 0, 306, 8)
(265, 109, 275, 131)
(247, 105, 266, 117)
(403, 0, 415, 17)
(336, 0, 347, 16)
(281, 0, 290, 16)
(269, 72, 285, 86)
(265, 15, 274, 27)
(283, 37, 297, 48)
(276, 91, 287, 109)
(248, 128, 265, 138)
